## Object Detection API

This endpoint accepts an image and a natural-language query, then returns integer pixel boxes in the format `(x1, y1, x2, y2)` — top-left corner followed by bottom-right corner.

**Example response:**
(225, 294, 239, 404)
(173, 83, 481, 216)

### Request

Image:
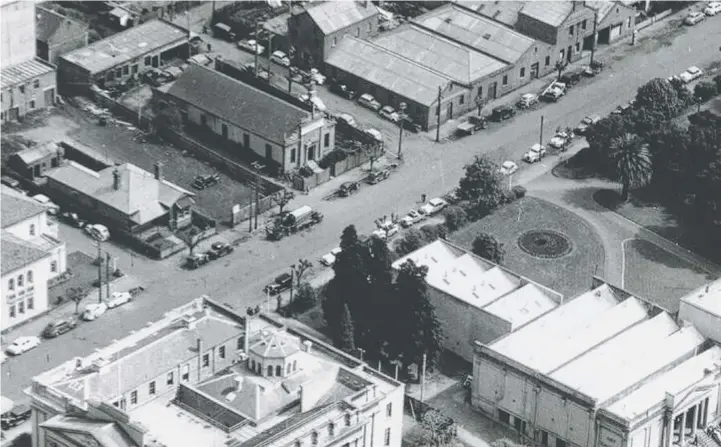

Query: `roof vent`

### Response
(483, 33, 492, 39)
(444, 17, 452, 23)
(430, 256, 438, 263)
(594, 289, 602, 297)
(459, 269, 467, 277)
(493, 11, 501, 19)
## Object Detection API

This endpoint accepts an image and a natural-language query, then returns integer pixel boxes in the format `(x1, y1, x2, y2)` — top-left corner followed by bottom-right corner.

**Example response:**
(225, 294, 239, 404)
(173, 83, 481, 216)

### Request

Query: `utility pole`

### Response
(97, 241, 103, 303)
(357, 348, 365, 362)
(267, 29, 273, 84)
(397, 102, 407, 159)
(435, 87, 442, 142)
(254, 173, 260, 230)
(186, 10, 192, 60)
(289, 264, 295, 303)
(105, 252, 111, 302)
(590, 10, 598, 65)
(254, 22, 260, 78)
(248, 189, 253, 232)
(539, 115, 544, 149)
(288, 63, 293, 94)
(420, 353, 427, 402)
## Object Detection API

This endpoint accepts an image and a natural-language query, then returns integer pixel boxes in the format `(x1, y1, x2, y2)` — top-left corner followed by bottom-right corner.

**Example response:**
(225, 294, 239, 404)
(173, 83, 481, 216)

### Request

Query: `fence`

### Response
(292, 169, 331, 191)
(91, 88, 153, 131)
(635, 9, 674, 31)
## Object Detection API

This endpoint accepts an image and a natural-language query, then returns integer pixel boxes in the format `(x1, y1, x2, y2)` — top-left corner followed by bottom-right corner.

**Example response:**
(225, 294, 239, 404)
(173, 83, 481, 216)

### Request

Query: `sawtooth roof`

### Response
(304, 0, 379, 35)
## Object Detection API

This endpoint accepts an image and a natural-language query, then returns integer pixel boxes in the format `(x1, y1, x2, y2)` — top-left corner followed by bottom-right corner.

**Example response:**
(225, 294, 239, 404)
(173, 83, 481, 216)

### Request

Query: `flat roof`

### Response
(61, 19, 187, 74)
(0, 58, 55, 89)
(372, 24, 507, 84)
(490, 284, 621, 367)
(607, 346, 721, 421)
(413, 4, 536, 64)
(325, 36, 454, 107)
(682, 279, 721, 318)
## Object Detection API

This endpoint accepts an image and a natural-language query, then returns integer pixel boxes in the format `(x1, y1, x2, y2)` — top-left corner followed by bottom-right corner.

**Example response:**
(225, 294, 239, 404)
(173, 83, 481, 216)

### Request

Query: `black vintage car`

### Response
(191, 173, 220, 190)
(559, 69, 584, 87)
(329, 82, 356, 100)
(263, 273, 293, 295)
(42, 318, 78, 338)
(490, 105, 517, 122)
(338, 181, 360, 197)
(1, 405, 31, 430)
(207, 242, 234, 260)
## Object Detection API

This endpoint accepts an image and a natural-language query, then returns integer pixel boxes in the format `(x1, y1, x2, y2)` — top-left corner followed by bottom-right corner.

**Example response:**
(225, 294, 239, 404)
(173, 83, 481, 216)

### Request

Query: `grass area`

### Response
(623, 239, 713, 312)
(450, 197, 604, 298)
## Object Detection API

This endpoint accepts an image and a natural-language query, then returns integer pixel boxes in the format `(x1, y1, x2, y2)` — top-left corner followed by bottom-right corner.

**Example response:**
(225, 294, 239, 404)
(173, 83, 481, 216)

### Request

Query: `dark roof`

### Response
(36, 7, 88, 44)
(165, 64, 311, 144)
(1, 233, 51, 275)
(1, 187, 47, 228)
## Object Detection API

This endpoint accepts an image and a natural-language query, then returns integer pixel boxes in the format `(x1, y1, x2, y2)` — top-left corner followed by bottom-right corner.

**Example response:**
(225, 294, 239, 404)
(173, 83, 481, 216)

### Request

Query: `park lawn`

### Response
(450, 197, 604, 298)
(623, 239, 713, 313)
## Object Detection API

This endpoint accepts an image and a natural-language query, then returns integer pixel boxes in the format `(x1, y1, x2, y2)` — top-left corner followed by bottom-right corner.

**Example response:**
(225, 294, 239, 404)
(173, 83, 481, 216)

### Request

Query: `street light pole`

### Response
(289, 264, 295, 303)
(397, 102, 407, 159)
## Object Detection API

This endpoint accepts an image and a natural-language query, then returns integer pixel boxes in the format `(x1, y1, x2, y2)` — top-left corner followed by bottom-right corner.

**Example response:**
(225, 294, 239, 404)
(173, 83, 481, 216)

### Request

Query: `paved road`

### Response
(3, 6, 721, 404)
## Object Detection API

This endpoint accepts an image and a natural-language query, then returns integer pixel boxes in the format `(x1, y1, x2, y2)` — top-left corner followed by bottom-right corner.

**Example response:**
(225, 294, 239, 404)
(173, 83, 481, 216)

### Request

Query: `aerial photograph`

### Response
(1, 0, 720, 446)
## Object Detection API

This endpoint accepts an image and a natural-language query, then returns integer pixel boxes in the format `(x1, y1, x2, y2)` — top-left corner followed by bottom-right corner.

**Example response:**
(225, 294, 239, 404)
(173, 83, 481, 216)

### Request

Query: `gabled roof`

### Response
(13, 141, 62, 165)
(164, 64, 311, 144)
(460, 0, 525, 27)
(1, 233, 52, 275)
(0, 58, 55, 89)
(520, 1, 576, 27)
(1, 186, 47, 228)
(36, 6, 88, 44)
(45, 161, 193, 225)
(304, 0, 379, 35)
(41, 415, 138, 447)
(585, 1, 627, 23)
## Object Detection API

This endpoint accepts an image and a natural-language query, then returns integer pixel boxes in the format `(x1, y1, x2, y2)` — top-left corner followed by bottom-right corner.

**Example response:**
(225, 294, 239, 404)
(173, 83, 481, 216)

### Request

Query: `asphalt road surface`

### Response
(3, 10, 720, 403)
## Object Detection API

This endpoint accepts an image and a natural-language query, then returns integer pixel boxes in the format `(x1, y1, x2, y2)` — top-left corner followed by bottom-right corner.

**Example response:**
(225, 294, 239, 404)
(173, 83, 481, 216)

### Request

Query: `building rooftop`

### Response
(457, 0, 525, 27)
(0, 58, 56, 89)
(413, 4, 536, 64)
(372, 24, 507, 84)
(164, 64, 312, 144)
(326, 36, 455, 107)
(585, 1, 622, 23)
(41, 415, 138, 447)
(519, 1, 575, 27)
(1, 233, 52, 275)
(13, 141, 62, 165)
(681, 279, 721, 319)
(393, 239, 561, 330)
(1, 186, 47, 229)
(45, 161, 193, 225)
(303, 0, 379, 36)
(60, 19, 187, 74)
(263, 12, 290, 36)
(36, 6, 88, 44)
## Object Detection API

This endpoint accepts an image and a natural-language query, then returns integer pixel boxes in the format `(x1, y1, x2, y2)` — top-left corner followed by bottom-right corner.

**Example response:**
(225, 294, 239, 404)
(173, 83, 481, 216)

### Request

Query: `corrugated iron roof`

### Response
(0, 58, 55, 89)
(520, 1, 574, 27)
(305, 0, 379, 35)
(459, 0, 525, 27)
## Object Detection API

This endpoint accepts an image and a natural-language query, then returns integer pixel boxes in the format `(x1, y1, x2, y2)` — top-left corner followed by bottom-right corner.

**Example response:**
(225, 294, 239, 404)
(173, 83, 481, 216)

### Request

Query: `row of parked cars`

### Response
(684, 2, 721, 25)
(185, 241, 234, 269)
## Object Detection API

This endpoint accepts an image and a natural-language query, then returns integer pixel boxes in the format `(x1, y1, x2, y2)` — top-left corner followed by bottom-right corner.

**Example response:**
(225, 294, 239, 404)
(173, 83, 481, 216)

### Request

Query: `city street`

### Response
(3, 5, 721, 407)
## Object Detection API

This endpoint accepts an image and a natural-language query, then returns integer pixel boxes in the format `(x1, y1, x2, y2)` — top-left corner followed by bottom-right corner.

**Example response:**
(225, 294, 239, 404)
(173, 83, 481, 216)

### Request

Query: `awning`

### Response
(1, 396, 14, 414)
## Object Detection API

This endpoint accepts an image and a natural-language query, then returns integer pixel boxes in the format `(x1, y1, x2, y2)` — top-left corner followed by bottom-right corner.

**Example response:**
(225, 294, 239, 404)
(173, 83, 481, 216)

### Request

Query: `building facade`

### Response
(36, 6, 89, 66)
(10, 142, 64, 181)
(1, 0, 37, 67)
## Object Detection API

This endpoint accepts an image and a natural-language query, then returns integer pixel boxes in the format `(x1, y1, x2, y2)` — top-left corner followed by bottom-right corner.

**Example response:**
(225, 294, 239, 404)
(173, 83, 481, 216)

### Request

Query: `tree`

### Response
(364, 140, 383, 172)
(694, 81, 718, 103)
(635, 78, 686, 121)
(394, 228, 425, 257)
(338, 304, 357, 354)
(340, 224, 360, 250)
(68, 287, 85, 315)
(457, 156, 504, 220)
(420, 410, 458, 447)
(443, 205, 468, 232)
(472, 232, 504, 264)
(365, 235, 394, 350)
(419, 223, 447, 241)
(294, 282, 317, 312)
(293, 258, 313, 288)
(609, 133, 653, 201)
(272, 189, 295, 215)
(474, 94, 487, 116)
(177, 226, 202, 255)
(150, 98, 182, 134)
(555, 59, 568, 81)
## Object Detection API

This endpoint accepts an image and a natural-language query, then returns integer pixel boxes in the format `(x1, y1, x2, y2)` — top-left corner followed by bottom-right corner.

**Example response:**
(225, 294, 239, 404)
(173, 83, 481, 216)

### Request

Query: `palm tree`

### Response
(609, 133, 653, 201)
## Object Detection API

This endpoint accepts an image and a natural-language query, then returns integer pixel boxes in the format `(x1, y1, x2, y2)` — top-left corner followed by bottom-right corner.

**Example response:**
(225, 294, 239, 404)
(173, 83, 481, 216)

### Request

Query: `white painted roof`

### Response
(606, 346, 721, 421)
(483, 284, 558, 329)
(682, 279, 721, 318)
(491, 284, 620, 367)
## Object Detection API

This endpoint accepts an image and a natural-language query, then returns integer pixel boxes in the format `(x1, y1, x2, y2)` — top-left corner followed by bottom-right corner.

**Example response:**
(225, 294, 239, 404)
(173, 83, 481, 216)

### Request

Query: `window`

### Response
(459, 95, 464, 105)
(569, 25, 574, 36)
(311, 431, 318, 445)
(182, 364, 190, 381)
(355, 27, 360, 37)
(19, 85, 25, 94)
(291, 148, 296, 163)
(386, 403, 392, 417)
(582, 19, 587, 30)
(287, 363, 292, 373)
(295, 441, 301, 447)
(29, 100, 35, 109)
(384, 428, 391, 446)
(149, 381, 156, 395)
(520, 67, 526, 78)
(219, 346, 226, 359)
(33, 79, 40, 88)
(293, 360, 297, 371)
(276, 365, 282, 376)
(8, 278, 14, 290)
(18, 301, 24, 314)
(202, 353, 209, 367)
(575, 42, 580, 53)
(145, 56, 152, 65)
(502, 75, 508, 86)
(132, 64, 139, 74)
(328, 422, 335, 436)
(122, 65, 129, 75)
(27, 271, 33, 283)
(251, 359, 256, 370)
(51, 261, 57, 272)
(324, 133, 330, 147)
(556, 439, 567, 447)
(477, 86, 483, 98)
(545, 56, 550, 66)
(560, 49, 565, 60)
(17, 274, 23, 287)
(237, 337, 243, 350)
(332, 37, 337, 47)
(344, 414, 351, 427)
(107, 71, 114, 81)
(368, 21, 372, 31)
(9, 305, 15, 318)
(167, 372, 174, 385)
(499, 410, 511, 425)
(116, 68, 122, 78)
(130, 390, 138, 404)
(540, 430, 549, 446)
(268, 365, 273, 376)
(27, 297, 34, 309)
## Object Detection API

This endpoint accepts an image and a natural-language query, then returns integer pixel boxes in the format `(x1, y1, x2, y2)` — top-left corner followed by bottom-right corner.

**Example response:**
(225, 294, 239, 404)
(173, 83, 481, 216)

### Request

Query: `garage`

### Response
(609, 23, 623, 41)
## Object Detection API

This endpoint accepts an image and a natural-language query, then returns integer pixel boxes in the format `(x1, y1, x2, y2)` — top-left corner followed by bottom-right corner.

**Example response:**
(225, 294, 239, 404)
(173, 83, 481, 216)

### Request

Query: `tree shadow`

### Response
(627, 239, 716, 279)
(554, 186, 612, 211)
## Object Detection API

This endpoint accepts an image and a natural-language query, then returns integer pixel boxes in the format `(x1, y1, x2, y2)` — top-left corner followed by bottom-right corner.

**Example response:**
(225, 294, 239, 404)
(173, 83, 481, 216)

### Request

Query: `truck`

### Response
(266, 205, 324, 241)
(456, 115, 488, 136)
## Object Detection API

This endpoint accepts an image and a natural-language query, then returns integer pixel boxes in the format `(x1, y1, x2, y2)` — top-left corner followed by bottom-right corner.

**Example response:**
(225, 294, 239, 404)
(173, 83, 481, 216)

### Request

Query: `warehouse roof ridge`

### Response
(303, 0, 379, 36)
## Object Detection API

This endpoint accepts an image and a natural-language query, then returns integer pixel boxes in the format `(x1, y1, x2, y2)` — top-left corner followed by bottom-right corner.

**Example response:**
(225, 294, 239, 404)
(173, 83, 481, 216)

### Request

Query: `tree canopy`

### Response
(457, 156, 504, 220)
(472, 233, 505, 264)
(609, 133, 653, 201)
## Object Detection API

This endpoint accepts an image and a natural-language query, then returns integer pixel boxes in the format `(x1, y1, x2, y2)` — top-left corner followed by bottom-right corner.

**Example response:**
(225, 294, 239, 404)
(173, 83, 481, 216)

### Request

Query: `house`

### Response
(44, 161, 194, 236)
(57, 19, 189, 95)
(1, 186, 66, 330)
(35, 6, 89, 65)
(392, 239, 563, 361)
(1, 1, 57, 123)
(27, 297, 405, 447)
(472, 278, 721, 447)
(157, 63, 336, 173)
(289, 0, 381, 68)
(9, 141, 64, 181)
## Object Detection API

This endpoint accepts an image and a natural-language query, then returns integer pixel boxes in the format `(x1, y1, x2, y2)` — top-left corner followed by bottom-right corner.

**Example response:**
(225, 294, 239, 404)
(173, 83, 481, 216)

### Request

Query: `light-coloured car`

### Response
(297, 94, 327, 111)
(679, 66, 703, 83)
(31, 194, 59, 215)
(320, 247, 342, 267)
(379, 105, 400, 123)
(358, 93, 382, 111)
(684, 11, 706, 25)
(372, 222, 399, 240)
(309, 68, 326, 85)
(523, 144, 547, 163)
(237, 39, 265, 55)
(704, 2, 721, 15)
(338, 113, 357, 127)
(574, 115, 602, 135)
(401, 209, 426, 227)
(270, 50, 290, 67)
(421, 198, 448, 216)
(84, 224, 110, 242)
(82, 302, 108, 321)
(548, 131, 572, 149)
(499, 161, 518, 176)
(364, 128, 383, 142)
(5, 336, 41, 355)
(105, 291, 132, 309)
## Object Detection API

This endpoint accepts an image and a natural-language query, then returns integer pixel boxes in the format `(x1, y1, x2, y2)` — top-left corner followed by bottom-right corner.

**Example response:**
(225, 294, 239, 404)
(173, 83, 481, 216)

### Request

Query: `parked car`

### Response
(364, 128, 383, 143)
(186, 253, 210, 269)
(187, 53, 214, 66)
(684, 11, 706, 25)
(337, 113, 357, 127)
(213, 22, 236, 41)
(559, 69, 583, 87)
(401, 119, 422, 133)
(105, 291, 132, 308)
(456, 115, 488, 136)
(270, 50, 291, 67)
(309, 68, 326, 85)
(523, 143, 547, 163)
(191, 173, 220, 189)
(401, 209, 426, 227)
(1, 405, 31, 430)
(82, 302, 108, 321)
(320, 247, 342, 266)
(84, 224, 110, 242)
(237, 39, 265, 55)
(373, 221, 399, 240)
(420, 197, 448, 216)
(679, 66, 703, 83)
(5, 336, 41, 355)
(379, 105, 400, 122)
(517, 93, 539, 109)
(264, 273, 293, 295)
(367, 166, 393, 184)
(329, 82, 356, 99)
(1, 175, 21, 189)
(42, 318, 78, 338)
(358, 93, 382, 111)
(574, 115, 602, 135)
(583, 60, 605, 77)
(208, 241, 234, 259)
(704, 2, 721, 15)
(297, 93, 327, 111)
(338, 181, 360, 197)
(548, 131, 573, 150)
(490, 105, 516, 121)
(60, 212, 86, 228)
(31, 194, 59, 215)
(498, 161, 518, 176)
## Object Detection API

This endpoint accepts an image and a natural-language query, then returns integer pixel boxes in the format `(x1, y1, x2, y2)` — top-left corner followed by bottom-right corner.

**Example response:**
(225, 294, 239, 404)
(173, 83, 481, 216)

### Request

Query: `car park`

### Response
(499, 161, 518, 176)
(337, 113, 357, 127)
(82, 302, 108, 321)
(490, 105, 516, 121)
(679, 66, 703, 83)
(60, 212, 86, 228)
(42, 318, 78, 338)
(264, 273, 293, 295)
(84, 224, 110, 242)
(358, 93, 382, 111)
(105, 291, 132, 308)
(186, 253, 210, 269)
(1, 404, 31, 430)
(379, 105, 400, 123)
(208, 241, 234, 259)
(420, 198, 448, 216)
(401, 209, 426, 227)
(270, 50, 291, 67)
(320, 247, 342, 267)
(684, 11, 706, 25)
(31, 194, 59, 215)
(574, 115, 602, 135)
(191, 173, 220, 190)
(237, 39, 265, 55)
(329, 82, 356, 99)
(517, 93, 539, 109)
(523, 143, 547, 163)
(704, 2, 721, 15)
(5, 336, 41, 355)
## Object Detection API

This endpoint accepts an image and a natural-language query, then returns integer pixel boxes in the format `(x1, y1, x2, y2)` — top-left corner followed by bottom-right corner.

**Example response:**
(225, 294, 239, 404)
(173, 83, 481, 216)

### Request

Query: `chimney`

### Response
(302, 340, 313, 353)
(234, 376, 243, 392)
(113, 169, 122, 190)
(154, 162, 163, 180)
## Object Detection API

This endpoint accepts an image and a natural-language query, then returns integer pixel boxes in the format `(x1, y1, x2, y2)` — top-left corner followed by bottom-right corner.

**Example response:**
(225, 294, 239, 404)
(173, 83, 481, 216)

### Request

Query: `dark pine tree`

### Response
(338, 303, 356, 354)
